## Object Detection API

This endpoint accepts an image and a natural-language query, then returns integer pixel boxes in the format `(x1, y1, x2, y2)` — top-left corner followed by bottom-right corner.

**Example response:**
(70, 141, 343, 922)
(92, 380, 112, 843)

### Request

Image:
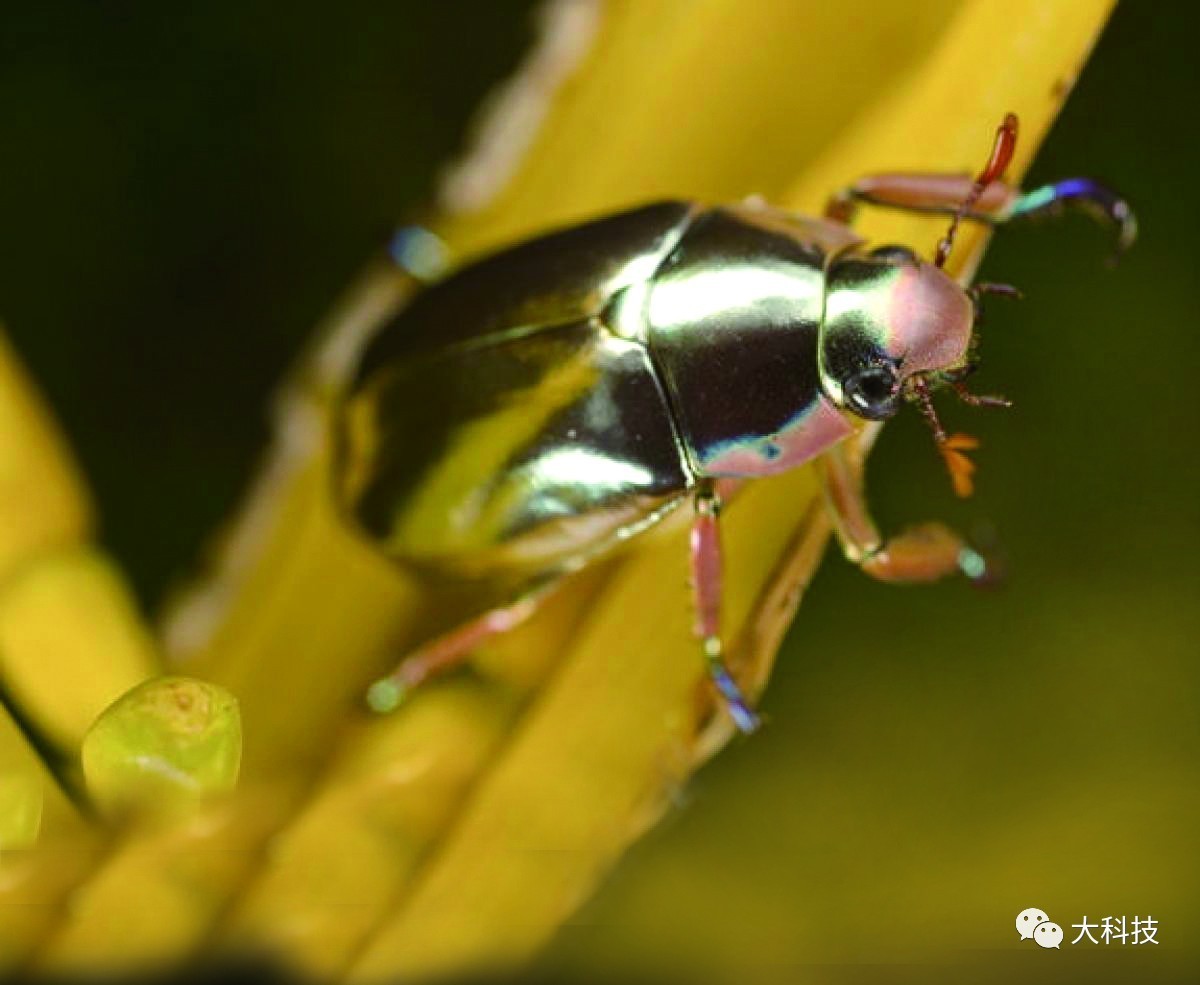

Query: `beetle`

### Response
(334, 115, 1134, 733)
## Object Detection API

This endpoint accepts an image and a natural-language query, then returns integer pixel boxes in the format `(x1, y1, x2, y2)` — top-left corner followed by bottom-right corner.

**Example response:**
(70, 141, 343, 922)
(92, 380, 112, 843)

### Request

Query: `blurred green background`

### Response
(0, 2, 1195, 982)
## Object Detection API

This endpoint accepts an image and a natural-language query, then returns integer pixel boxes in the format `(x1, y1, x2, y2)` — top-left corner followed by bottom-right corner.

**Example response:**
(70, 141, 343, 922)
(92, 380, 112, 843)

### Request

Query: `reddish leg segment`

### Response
(825, 173, 1135, 258)
(366, 580, 559, 712)
(690, 484, 760, 734)
(824, 115, 1134, 259)
(825, 173, 1021, 226)
(817, 442, 993, 585)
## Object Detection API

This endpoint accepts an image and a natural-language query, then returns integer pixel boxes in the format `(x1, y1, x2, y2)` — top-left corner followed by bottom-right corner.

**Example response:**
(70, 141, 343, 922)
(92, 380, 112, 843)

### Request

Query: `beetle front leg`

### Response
(825, 173, 1135, 256)
(691, 483, 760, 734)
(817, 442, 993, 585)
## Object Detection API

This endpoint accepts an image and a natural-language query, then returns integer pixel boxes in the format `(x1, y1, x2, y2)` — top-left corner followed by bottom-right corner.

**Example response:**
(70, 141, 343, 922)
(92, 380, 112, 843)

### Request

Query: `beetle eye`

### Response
(843, 365, 900, 420)
(869, 245, 918, 264)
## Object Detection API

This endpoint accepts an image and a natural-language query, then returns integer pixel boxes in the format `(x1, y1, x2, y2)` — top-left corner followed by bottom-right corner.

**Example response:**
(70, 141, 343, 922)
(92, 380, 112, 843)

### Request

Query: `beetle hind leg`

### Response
(366, 579, 560, 713)
(817, 442, 997, 587)
(691, 484, 761, 734)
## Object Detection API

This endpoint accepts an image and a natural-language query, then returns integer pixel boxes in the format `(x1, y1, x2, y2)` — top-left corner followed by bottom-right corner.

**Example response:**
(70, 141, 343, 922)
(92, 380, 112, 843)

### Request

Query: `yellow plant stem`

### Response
(217, 680, 519, 980)
(36, 782, 293, 977)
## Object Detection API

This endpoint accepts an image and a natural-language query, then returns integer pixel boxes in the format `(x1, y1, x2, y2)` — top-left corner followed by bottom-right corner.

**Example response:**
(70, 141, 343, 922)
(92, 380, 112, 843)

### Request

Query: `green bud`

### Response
(81, 676, 241, 819)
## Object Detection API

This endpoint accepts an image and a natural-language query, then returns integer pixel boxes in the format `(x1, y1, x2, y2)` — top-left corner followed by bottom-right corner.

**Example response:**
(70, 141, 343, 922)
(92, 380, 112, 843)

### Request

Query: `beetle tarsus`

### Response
(704, 637, 761, 734)
(956, 542, 997, 587)
(366, 678, 408, 714)
(1006, 178, 1138, 262)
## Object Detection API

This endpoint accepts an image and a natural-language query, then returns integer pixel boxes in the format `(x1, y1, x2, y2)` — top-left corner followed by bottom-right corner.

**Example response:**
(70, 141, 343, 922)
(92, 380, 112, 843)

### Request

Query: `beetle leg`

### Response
(825, 173, 1015, 225)
(365, 580, 560, 713)
(691, 484, 760, 734)
(817, 442, 994, 586)
(825, 173, 1135, 257)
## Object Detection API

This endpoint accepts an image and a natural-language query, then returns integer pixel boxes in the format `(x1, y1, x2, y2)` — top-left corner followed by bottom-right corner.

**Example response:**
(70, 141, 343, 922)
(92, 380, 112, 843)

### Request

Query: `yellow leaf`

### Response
(0, 703, 96, 972)
(0, 329, 92, 579)
(0, 548, 159, 757)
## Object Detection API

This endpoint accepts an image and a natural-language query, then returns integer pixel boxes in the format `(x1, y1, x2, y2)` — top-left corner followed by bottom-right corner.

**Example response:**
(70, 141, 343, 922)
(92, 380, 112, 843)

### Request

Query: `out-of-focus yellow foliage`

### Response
(0, 548, 158, 755)
(0, 704, 97, 968)
(0, 2, 1116, 981)
(0, 330, 92, 578)
(0, 328, 128, 969)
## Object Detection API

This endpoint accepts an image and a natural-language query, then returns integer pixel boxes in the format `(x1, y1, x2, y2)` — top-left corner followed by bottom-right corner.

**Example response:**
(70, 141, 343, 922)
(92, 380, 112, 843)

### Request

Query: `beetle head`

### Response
(820, 114, 1028, 496)
(819, 247, 974, 421)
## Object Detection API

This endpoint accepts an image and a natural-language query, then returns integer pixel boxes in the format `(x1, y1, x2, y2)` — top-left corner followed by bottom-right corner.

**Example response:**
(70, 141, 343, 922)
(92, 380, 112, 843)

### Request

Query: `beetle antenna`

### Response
(912, 376, 980, 497)
(935, 113, 1020, 269)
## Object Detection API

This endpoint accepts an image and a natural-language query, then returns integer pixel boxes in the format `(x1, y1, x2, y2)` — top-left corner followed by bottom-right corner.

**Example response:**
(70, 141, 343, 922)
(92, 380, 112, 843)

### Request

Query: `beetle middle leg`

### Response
(817, 441, 994, 586)
(691, 482, 760, 734)
(365, 578, 562, 713)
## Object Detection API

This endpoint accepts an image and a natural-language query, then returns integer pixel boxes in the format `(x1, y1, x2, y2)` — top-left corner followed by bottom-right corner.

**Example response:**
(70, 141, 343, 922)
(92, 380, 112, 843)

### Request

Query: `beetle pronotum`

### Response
(334, 115, 1134, 733)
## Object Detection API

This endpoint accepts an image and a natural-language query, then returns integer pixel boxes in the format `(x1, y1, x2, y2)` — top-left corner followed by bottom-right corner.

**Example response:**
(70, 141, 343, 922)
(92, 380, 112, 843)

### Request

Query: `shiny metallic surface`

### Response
(335, 200, 893, 599)
(353, 201, 695, 378)
(338, 203, 703, 599)
(645, 207, 852, 477)
(819, 254, 974, 407)
(340, 315, 689, 594)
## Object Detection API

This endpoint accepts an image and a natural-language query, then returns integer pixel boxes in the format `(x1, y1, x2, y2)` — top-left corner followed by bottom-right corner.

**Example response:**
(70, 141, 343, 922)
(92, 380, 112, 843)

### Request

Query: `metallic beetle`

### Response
(334, 116, 1134, 732)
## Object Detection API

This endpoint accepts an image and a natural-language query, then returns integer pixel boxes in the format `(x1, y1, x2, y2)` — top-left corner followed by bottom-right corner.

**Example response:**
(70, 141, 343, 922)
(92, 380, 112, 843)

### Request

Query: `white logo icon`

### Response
(1016, 907, 1062, 949)
(1016, 907, 1050, 941)
(1035, 921, 1064, 949)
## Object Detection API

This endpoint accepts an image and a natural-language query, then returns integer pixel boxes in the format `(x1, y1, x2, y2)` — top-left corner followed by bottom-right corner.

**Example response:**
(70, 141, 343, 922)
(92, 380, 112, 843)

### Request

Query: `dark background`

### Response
(0, 2, 1196, 980)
